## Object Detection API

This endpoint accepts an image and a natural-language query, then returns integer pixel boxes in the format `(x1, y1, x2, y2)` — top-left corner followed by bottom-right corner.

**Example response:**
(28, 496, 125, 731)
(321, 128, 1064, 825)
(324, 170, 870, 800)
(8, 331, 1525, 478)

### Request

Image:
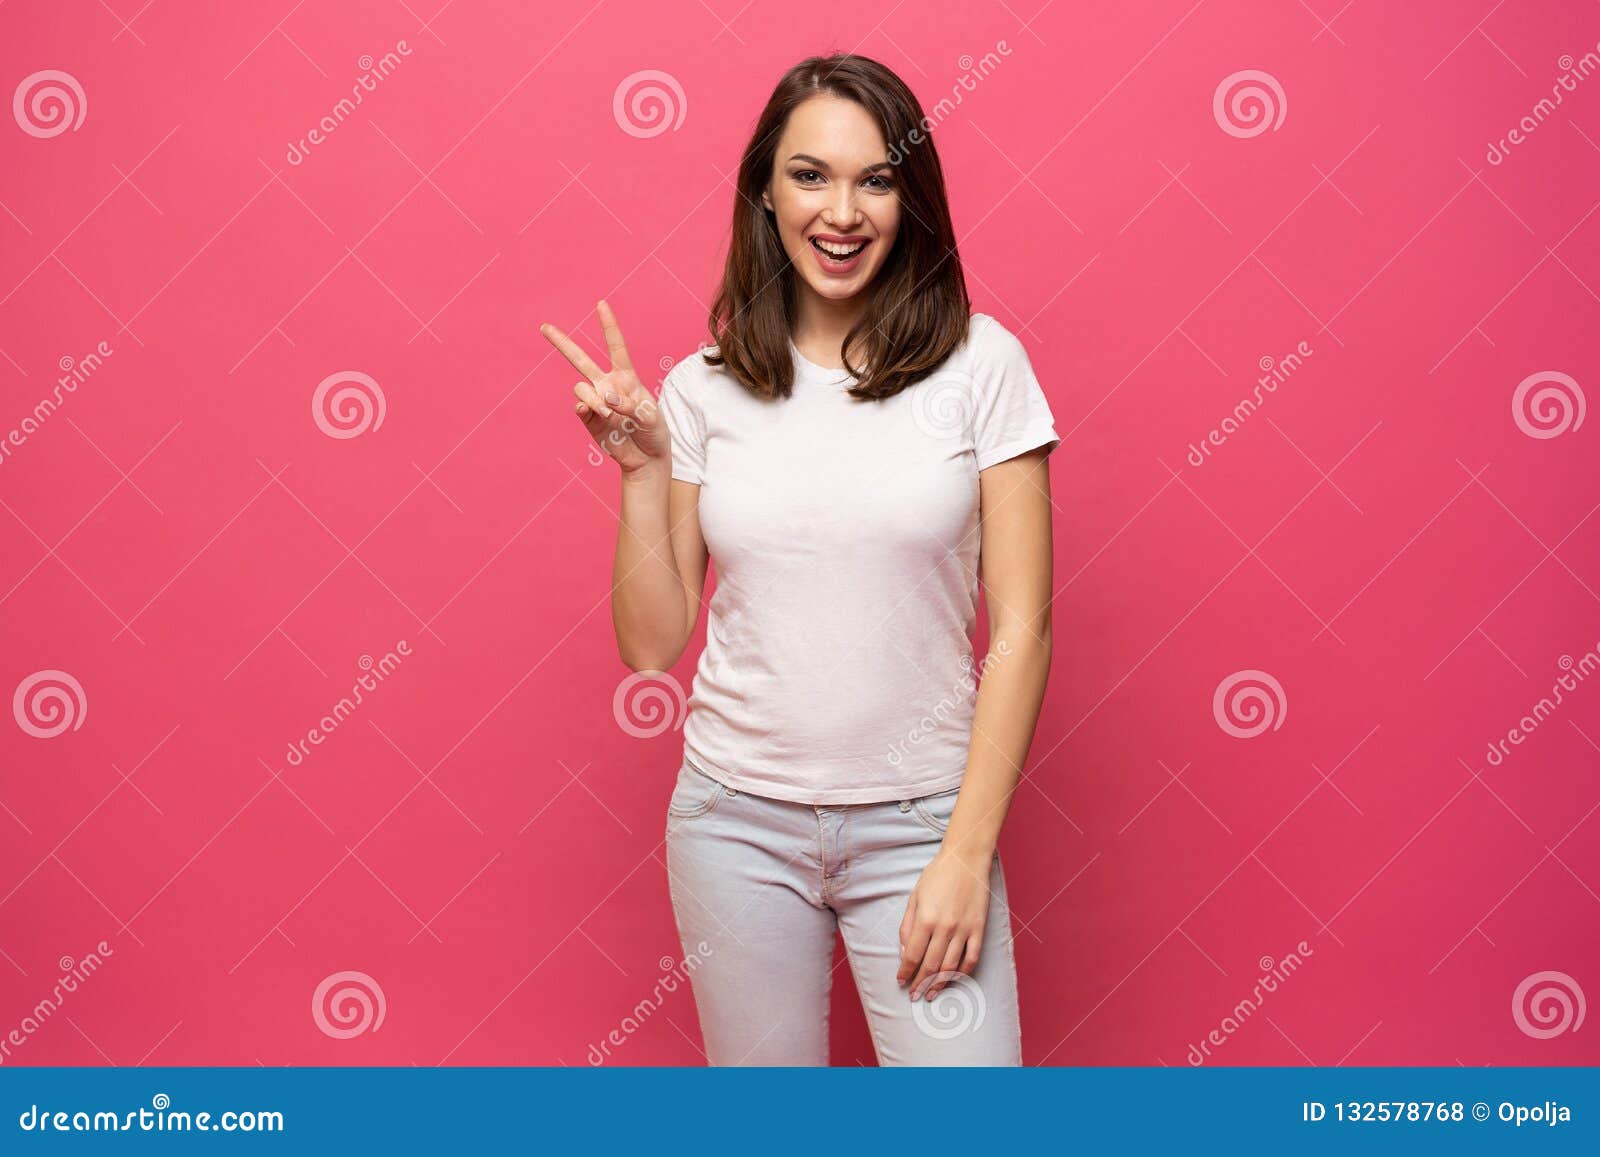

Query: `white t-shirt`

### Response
(658, 312, 1059, 805)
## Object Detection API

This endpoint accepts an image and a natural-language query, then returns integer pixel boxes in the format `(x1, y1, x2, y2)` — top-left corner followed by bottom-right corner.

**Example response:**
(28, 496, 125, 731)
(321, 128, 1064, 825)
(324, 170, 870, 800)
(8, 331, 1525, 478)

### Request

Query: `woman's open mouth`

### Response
(809, 234, 870, 275)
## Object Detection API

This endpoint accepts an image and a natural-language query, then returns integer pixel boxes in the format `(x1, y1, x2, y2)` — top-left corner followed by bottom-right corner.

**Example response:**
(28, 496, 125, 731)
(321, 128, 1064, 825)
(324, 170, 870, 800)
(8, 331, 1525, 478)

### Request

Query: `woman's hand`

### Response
(897, 846, 995, 1000)
(540, 300, 670, 478)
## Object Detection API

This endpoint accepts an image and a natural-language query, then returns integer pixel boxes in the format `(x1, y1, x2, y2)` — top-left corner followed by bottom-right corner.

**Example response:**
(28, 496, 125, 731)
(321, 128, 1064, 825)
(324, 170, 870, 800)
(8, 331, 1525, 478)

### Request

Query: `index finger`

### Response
(596, 299, 633, 374)
(540, 322, 605, 384)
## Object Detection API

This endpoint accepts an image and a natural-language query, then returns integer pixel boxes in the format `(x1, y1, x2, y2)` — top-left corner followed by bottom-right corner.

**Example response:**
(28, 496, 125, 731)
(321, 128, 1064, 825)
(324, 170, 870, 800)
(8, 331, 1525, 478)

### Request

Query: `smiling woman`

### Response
(539, 52, 1059, 1068)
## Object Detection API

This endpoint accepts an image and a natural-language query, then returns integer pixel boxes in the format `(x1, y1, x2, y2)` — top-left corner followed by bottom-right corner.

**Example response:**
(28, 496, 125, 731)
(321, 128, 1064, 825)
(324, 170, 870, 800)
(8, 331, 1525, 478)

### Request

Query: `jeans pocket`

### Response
(908, 785, 962, 835)
(667, 760, 728, 820)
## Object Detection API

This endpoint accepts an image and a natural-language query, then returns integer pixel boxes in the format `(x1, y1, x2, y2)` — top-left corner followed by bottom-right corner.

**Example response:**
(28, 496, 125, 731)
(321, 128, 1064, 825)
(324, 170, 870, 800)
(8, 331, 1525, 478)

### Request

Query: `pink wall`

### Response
(1, 0, 1596, 1066)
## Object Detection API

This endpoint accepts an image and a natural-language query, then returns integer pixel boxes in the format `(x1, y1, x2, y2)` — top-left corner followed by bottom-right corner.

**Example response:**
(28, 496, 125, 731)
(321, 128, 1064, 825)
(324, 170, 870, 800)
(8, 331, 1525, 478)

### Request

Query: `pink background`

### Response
(2, 0, 1597, 1066)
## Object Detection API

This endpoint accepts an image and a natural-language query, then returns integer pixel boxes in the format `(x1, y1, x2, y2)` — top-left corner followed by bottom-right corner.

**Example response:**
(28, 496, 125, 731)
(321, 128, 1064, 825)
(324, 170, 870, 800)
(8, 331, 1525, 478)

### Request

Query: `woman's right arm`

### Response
(540, 301, 707, 672)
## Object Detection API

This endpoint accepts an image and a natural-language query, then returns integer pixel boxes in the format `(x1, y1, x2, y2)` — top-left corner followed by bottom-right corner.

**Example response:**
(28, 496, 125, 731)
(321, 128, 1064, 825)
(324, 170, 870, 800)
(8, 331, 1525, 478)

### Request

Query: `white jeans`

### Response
(665, 758, 1022, 1065)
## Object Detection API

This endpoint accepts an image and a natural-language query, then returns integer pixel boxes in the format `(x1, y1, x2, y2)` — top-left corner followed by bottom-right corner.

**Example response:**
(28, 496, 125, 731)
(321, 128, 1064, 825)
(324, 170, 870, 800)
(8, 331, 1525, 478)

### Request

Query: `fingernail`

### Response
(605, 391, 621, 405)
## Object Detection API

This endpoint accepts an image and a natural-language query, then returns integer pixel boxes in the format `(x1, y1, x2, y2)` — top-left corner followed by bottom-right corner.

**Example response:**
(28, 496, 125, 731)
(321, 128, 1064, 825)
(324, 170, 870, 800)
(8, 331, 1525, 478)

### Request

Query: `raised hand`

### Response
(541, 300, 670, 477)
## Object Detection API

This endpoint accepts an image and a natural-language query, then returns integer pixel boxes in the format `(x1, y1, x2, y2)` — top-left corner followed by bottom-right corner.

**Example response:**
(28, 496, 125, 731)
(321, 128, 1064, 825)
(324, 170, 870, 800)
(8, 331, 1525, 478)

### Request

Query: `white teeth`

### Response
(813, 238, 865, 258)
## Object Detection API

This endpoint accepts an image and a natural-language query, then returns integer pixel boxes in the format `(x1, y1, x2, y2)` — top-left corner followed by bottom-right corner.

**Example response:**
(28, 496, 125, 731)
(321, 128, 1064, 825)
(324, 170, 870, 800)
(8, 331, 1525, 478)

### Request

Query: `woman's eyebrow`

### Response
(786, 153, 894, 173)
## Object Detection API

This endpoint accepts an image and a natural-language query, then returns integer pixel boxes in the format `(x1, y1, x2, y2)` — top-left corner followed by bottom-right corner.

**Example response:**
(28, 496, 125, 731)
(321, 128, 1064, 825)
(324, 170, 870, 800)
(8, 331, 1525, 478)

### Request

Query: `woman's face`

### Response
(762, 94, 901, 303)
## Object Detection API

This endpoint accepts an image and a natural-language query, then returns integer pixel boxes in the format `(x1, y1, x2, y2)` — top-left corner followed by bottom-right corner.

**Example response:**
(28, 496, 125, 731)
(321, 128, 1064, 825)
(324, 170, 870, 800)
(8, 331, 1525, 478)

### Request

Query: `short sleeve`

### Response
(658, 360, 706, 484)
(970, 315, 1060, 471)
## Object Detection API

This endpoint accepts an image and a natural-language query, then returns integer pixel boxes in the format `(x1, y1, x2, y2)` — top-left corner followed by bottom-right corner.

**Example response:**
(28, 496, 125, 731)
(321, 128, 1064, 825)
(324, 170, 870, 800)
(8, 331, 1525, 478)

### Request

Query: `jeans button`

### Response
(726, 787, 737, 796)
(898, 800, 911, 811)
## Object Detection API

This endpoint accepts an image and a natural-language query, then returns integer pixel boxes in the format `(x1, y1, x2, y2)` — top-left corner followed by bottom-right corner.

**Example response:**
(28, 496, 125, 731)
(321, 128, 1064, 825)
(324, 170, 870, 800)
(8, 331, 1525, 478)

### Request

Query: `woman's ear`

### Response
(761, 187, 773, 212)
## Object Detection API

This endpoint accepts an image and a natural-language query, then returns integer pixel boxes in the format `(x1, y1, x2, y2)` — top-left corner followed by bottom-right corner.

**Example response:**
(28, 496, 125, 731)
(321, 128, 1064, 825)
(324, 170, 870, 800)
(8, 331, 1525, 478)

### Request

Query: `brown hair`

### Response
(704, 53, 970, 402)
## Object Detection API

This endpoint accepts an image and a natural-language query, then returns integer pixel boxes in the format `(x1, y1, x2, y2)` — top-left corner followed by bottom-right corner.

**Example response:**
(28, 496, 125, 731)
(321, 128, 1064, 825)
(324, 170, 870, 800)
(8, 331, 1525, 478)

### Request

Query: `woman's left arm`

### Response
(897, 444, 1055, 1000)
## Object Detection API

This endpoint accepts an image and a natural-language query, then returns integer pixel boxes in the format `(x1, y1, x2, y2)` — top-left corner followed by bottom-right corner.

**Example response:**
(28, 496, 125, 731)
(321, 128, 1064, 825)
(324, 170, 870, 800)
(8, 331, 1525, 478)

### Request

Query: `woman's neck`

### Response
(791, 287, 867, 370)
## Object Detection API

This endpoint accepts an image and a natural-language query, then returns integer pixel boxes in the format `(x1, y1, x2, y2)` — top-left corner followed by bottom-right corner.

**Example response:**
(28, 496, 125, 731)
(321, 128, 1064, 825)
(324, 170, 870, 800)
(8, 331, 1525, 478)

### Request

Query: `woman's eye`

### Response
(793, 170, 823, 185)
(864, 175, 894, 191)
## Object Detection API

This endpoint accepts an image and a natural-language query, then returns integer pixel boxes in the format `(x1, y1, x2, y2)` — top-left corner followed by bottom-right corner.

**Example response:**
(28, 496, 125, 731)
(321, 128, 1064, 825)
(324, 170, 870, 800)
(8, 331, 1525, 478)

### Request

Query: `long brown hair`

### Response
(704, 53, 970, 402)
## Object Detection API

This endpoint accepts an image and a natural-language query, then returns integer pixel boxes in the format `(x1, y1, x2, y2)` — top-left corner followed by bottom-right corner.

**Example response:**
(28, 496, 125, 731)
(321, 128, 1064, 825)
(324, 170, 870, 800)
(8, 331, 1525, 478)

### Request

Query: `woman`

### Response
(541, 53, 1058, 1066)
